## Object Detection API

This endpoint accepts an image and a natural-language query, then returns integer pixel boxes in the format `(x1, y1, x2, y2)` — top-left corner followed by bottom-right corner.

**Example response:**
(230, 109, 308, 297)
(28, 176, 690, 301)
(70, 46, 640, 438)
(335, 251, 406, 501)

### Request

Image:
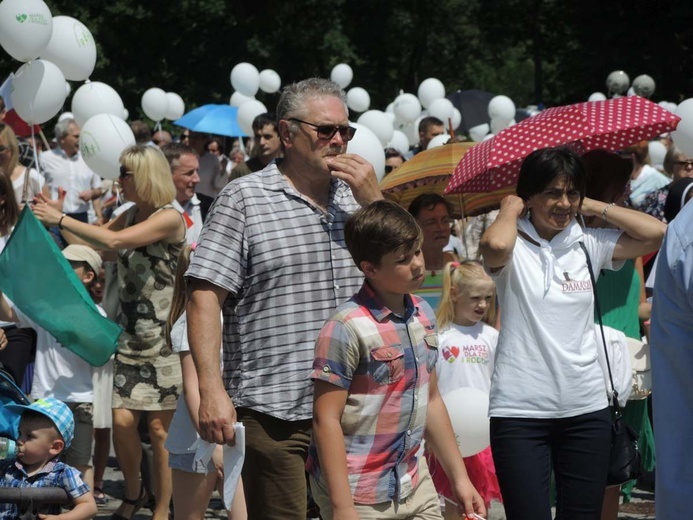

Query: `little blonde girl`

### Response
(426, 260, 502, 517)
(164, 245, 246, 520)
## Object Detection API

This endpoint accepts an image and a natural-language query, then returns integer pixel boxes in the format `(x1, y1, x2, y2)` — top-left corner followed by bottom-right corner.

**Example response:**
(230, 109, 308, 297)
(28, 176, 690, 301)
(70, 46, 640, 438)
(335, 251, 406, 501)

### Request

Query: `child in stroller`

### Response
(0, 373, 97, 520)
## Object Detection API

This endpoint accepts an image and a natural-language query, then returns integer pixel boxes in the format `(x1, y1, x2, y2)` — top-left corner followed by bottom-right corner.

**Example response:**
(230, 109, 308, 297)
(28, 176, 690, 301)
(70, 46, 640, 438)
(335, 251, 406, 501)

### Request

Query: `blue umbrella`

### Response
(174, 104, 247, 137)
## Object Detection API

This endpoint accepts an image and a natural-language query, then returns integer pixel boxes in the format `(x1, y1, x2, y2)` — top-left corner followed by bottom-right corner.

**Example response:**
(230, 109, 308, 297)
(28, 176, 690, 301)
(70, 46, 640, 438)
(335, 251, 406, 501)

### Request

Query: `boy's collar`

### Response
(14, 456, 60, 477)
(359, 280, 417, 322)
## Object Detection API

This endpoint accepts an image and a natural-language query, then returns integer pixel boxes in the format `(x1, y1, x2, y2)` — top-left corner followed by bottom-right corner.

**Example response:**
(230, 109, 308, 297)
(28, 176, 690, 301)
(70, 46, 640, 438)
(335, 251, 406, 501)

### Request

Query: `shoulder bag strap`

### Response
(21, 167, 31, 203)
(578, 241, 621, 415)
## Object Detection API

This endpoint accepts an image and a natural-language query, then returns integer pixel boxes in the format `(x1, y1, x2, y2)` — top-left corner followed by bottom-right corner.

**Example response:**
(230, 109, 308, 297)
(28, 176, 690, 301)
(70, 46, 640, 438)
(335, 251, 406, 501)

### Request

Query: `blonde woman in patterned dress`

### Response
(34, 144, 186, 520)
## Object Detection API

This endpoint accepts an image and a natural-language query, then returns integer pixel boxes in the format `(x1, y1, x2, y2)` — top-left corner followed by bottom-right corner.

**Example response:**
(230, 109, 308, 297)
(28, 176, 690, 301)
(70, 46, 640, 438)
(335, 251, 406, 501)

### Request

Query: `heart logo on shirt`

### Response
(442, 346, 459, 363)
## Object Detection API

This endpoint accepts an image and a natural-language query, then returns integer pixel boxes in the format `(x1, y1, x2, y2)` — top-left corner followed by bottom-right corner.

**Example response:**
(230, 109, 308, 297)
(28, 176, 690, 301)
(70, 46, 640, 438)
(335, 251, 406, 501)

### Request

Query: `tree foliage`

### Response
(1, 0, 691, 132)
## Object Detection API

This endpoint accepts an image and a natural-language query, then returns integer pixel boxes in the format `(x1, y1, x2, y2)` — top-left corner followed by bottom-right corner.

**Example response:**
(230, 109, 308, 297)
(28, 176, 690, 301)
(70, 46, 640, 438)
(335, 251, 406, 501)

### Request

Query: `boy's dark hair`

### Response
(516, 146, 586, 202)
(345, 200, 422, 269)
(407, 193, 453, 220)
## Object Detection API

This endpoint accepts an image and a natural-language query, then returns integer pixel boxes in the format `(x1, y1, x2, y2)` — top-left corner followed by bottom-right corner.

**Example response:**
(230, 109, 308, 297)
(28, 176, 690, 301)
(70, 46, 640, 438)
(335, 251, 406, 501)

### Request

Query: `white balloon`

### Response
(123, 108, 129, 120)
(417, 78, 446, 109)
(482, 133, 495, 142)
(488, 95, 516, 120)
(490, 116, 512, 135)
(71, 81, 125, 127)
(451, 108, 462, 130)
(670, 99, 693, 157)
(0, 0, 53, 62)
(80, 113, 136, 180)
(39, 16, 96, 81)
(330, 63, 353, 89)
(165, 92, 185, 120)
(141, 87, 168, 122)
(11, 60, 67, 124)
(229, 62, 259, 97)
(347, 122, 386, 181)
(384, 112, 396, 124)
(386, 130, 410, 156)
(627, 87, 636, 97)
(606, 70, 630, 94)
(237, 99, 267, 136)
(385, 102, 395, 114)
(357, 110, 394, 148)
(442, 387, 490, 457)
(468, 123, 490, 142)
(259, 69, 281, 94)
(588, 92, 607, 102)
(427, 133, 451, 149)
(347, 87, 370, 113)
(393, 93, 422, 124)
(229, 91, 255, 107)
(632, 74, 656, 98)
(648, 141, 667, 169)
(427, 98, 455, 125)
(58, 111, 73, 122)
(65, 81, 71, 97)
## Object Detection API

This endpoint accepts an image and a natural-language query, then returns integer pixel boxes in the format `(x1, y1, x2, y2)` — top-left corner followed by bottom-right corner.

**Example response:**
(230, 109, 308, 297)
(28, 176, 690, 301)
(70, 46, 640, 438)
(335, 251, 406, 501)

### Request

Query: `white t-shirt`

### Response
(488, 224, 623, 419)
(39, 148, 101, 214)
(165, 311, 223, 454)
(13, 305, 105, 403)
(435, 322, 498, 395)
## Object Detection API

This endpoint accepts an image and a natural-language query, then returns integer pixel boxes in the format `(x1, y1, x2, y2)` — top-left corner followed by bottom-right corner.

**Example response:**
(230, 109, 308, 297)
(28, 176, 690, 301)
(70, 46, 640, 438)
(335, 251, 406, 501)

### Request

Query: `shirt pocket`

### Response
(423, 334, 438, 373)
(370, 345, 405, 385)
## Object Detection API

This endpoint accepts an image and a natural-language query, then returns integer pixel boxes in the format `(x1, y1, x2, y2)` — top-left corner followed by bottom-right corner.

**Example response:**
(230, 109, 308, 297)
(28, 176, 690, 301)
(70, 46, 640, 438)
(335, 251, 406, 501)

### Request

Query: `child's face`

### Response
(16, 416, 63, 469)
(453, 278, 495, 326)
(366, 244, 426, 296)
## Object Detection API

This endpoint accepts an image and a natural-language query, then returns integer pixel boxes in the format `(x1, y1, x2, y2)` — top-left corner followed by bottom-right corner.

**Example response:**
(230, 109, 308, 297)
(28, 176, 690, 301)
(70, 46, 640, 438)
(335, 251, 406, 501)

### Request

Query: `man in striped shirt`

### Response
(186, 78, 383, 519)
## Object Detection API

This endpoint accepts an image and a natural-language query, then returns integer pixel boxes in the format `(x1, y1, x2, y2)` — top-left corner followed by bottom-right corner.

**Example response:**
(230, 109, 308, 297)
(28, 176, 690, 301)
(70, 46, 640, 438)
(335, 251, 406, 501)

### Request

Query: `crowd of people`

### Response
(0, 77, 691, 520)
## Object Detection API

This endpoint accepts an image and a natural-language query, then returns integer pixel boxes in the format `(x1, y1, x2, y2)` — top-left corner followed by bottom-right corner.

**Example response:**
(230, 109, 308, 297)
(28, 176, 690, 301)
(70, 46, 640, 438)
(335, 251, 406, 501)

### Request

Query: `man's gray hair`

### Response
(54, 118, 76, 140)
(276, 78, 347, 132)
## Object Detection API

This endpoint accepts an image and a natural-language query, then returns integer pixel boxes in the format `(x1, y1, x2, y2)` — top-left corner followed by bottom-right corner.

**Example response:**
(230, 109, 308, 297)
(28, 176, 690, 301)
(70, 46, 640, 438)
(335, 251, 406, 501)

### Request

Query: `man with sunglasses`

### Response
(186, 78, 382, 519)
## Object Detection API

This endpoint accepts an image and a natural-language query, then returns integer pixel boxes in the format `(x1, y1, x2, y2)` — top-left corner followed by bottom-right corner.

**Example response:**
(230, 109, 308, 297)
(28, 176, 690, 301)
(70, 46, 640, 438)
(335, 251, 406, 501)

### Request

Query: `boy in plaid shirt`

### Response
(0, 398, 97, 520)
(307, 201, 485, 520)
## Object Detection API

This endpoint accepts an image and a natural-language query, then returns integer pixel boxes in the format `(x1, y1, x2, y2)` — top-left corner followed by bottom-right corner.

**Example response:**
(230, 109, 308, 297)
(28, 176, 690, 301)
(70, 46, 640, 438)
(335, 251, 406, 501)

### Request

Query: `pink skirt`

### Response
(425, 446, 502, 507)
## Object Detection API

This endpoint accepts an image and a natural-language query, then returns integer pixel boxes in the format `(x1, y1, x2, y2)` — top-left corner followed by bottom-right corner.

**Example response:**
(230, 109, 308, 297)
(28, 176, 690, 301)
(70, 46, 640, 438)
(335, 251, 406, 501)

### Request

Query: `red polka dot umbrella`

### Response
(445, 96, 681, 204)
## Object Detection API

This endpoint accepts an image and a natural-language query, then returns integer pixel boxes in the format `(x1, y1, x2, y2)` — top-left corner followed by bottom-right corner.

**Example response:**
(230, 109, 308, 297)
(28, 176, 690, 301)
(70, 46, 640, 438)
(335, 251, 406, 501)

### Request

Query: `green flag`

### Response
(0, 207, 121, 366)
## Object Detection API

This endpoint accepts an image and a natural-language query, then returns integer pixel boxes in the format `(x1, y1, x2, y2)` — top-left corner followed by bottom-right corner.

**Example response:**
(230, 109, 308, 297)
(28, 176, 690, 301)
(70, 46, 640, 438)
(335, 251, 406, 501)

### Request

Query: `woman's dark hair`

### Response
(516, 146, 586, 202)
(581, 150, 632, 203)
(407, 193, 453, 219)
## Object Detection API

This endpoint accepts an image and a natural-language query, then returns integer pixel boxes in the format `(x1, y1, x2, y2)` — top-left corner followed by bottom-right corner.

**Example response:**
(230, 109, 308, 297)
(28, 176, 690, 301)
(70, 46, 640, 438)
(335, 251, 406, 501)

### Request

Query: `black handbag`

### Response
(579, 242, 641, 486)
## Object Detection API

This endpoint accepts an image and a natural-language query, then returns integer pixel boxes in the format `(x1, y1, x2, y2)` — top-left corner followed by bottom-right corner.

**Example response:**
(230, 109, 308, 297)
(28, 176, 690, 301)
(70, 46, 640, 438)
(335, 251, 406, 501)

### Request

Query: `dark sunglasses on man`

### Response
(289, 118, 357, 142)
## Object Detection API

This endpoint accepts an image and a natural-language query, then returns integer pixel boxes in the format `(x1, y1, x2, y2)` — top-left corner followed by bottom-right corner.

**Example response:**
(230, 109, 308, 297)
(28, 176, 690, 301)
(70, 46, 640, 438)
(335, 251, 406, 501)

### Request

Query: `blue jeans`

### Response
(490, 407, 611, 520)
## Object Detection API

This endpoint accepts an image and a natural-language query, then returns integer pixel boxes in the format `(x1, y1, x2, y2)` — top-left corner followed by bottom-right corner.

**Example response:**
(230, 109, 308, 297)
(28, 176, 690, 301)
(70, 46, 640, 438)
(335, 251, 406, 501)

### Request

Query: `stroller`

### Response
(0, 367, 72, 519)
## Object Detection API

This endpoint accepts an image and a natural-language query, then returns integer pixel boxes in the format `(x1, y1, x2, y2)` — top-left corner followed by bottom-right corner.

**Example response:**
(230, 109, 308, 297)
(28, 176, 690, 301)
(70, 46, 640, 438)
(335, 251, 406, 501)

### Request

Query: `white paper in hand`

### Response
(192, 423, 246, 511)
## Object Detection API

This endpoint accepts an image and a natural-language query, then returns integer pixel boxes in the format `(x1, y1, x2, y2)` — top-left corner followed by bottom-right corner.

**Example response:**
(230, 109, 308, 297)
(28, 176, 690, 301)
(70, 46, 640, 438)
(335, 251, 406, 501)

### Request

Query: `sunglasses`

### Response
(289, 118, 356, 141)
(674, 160, 693, 169)
(119, 165, 134, 178)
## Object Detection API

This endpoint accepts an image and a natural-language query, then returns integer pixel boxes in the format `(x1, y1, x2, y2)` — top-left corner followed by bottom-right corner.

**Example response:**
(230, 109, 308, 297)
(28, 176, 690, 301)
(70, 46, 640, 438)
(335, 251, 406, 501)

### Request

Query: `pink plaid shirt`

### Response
(306, 281, 438, 504)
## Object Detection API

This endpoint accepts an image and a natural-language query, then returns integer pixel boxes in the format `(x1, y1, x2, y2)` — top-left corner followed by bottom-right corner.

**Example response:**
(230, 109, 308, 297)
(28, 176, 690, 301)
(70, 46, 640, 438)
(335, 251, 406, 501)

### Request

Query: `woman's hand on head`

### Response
(577, 197, 602, 218)
(500, 194, 526, 218)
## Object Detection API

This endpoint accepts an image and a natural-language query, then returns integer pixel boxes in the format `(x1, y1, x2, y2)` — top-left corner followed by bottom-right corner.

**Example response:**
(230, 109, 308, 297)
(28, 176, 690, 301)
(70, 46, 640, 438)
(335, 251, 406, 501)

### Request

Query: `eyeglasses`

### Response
(289, 118, 356, 141)
(674, 160, 693, 169)
(119, 165, 134, 178)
